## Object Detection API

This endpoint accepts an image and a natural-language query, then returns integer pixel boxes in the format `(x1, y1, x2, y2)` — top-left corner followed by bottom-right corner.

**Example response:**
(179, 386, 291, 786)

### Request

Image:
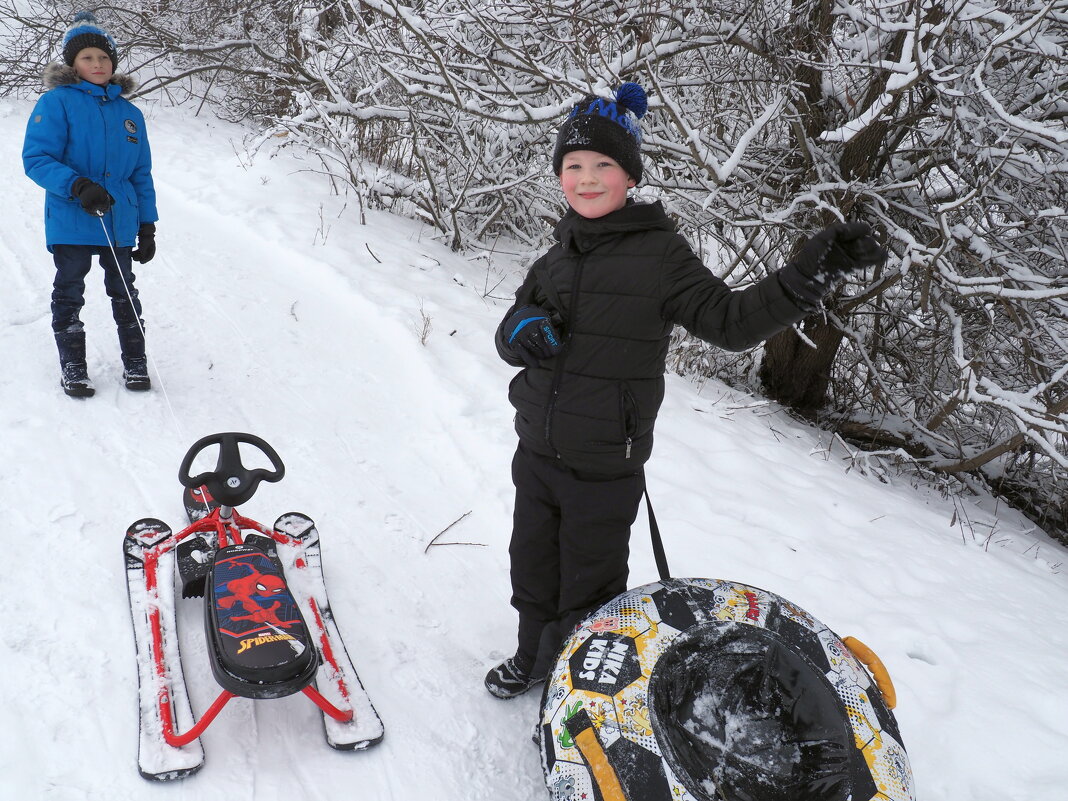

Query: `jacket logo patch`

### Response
(124, 119, 138, 134)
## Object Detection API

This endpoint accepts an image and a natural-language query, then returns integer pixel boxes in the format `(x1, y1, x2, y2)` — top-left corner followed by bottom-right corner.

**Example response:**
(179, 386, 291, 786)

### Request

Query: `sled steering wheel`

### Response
(178, 432, 286, 508)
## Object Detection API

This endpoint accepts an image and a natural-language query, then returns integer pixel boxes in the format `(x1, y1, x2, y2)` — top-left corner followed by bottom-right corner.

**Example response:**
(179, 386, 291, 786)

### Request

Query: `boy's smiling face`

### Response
(72, 47, 114, 86)
(560, 150, 635, 219)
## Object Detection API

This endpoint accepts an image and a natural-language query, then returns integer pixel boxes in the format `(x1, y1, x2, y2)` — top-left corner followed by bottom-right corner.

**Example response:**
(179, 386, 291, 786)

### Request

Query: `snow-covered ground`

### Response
(1, 96, 1066, 801)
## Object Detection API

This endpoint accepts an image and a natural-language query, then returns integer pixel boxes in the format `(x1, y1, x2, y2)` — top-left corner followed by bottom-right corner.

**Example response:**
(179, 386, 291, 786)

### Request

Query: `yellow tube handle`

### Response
(843, 636, 897, 710)
(574, 728, 627, 801)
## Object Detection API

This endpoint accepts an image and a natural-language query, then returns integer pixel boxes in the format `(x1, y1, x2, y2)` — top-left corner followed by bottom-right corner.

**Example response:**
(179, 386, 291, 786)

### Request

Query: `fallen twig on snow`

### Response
(424, 511, 484, 553)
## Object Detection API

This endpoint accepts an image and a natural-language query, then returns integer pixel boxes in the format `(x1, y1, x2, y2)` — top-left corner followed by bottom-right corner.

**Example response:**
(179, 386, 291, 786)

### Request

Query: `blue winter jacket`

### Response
(23, 64, 157, 252)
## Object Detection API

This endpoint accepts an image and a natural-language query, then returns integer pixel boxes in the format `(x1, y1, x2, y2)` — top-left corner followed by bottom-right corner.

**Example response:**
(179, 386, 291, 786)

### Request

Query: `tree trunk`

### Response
(758, 313, 844, 412)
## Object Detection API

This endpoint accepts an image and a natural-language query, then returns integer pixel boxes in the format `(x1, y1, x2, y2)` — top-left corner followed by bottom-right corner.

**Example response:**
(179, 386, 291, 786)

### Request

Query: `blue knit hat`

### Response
(553, 83, 649, 183)
(62, 11, 119, 68)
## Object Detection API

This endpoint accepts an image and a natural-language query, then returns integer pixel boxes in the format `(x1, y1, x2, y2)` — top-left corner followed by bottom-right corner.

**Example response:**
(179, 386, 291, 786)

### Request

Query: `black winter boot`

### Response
(123, 358, 151, 391)
(116, 322, 151, 391)
(485, 654, 543, 699)
(55, 329, 94, 398)
(60, 362, 95, 397)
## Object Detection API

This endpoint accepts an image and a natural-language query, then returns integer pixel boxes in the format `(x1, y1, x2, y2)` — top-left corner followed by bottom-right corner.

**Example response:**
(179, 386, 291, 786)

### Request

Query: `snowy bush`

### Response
(2, 0, 1065, 539)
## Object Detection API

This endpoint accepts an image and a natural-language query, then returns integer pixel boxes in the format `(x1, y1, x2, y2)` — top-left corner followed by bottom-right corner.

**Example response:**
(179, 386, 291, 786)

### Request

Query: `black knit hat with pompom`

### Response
(62, 11, 119, 68)
(552, 82, 648, 183)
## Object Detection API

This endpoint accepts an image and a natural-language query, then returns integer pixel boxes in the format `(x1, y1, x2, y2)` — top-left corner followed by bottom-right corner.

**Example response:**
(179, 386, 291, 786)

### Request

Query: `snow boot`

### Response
(485, 654, 543, 699)
(60, 361, 95, 398)
(55, 329, 94, 398)
(123, 358, 151, 391)
(116, 322, 150, 391)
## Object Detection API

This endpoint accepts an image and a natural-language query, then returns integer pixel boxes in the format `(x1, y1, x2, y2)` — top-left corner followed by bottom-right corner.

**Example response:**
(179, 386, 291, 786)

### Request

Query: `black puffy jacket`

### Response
(496, 201, 814, 477)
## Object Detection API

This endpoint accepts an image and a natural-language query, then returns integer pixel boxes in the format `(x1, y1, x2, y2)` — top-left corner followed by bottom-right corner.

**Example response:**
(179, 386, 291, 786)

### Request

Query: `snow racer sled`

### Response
(123, 432, 383, 780)
(539, 578, 914, 801)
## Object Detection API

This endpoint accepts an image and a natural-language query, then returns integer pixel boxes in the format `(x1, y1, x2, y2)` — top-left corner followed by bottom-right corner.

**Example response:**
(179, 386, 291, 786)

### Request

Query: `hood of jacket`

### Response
(554, 199, 677, 254)
(43, 62, 136, 95)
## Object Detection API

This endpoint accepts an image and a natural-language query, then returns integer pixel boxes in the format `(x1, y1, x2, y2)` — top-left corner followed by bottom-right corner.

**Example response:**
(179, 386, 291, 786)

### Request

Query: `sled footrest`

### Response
(177, 536, 214, 598)
(204, 543, 318, 699)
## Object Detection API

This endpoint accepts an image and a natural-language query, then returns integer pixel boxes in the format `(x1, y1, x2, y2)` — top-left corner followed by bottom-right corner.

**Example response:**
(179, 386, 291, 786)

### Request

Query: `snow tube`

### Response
(539, 578, 914, 801)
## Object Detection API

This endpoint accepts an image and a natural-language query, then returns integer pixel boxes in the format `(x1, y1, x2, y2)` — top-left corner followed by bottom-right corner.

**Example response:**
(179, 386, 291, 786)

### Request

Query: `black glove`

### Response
(779, 221, 886, 306)
(70, 177, 114, 217)
(131, 223, 156, 264)
(502, 305, 564, 367)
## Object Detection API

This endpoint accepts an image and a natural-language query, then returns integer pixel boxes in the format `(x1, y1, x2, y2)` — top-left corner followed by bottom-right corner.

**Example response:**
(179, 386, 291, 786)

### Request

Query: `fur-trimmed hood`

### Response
(43, 62, 136, 94)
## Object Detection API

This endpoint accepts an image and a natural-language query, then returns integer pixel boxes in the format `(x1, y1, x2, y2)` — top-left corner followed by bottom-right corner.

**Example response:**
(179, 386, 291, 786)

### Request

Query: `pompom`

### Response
(615, 82, 648, 119)
(72, 10, 100, 24)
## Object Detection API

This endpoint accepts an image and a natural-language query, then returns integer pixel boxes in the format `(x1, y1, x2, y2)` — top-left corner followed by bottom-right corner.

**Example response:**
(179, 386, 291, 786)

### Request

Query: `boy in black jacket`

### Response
(485, 82, 884, 698)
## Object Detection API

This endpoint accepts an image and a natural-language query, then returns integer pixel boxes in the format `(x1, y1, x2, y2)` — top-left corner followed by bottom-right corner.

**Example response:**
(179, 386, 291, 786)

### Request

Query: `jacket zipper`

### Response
(97, 95, 116, 241)
(620, 383, 637, 459)
(544, 254, 586, 456)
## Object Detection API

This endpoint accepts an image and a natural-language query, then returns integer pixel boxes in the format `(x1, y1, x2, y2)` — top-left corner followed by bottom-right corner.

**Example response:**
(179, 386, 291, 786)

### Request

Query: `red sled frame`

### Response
(139, 505, 355, 748)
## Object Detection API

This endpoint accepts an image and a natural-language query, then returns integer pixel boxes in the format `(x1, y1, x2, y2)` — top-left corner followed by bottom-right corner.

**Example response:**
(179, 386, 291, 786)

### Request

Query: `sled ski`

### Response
(182, 484, 216, 523)
(124, 518, 205, 780)
(274, 512, 384, 749)
(124, 433, 383, 781)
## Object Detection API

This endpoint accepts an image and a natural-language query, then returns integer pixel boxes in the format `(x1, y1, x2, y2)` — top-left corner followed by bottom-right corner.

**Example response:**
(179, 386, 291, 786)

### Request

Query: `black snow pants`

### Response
(508, 443, 644, 676)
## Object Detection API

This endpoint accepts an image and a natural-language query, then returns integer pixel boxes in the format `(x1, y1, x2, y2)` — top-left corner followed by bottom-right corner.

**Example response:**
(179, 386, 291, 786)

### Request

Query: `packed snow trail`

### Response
(1, 99, 1066, 801)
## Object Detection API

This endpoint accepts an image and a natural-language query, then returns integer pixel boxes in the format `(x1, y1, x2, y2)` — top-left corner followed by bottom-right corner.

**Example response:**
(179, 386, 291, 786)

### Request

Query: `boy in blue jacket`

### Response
(485, 83, 884, 698)
(23, 12, 158, 397)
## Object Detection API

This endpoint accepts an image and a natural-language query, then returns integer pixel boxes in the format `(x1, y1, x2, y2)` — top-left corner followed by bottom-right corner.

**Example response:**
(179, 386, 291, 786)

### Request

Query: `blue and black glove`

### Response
(502, 305, 564, 367)
(779, 221, 886, 306)
(70, 177, 114, 217)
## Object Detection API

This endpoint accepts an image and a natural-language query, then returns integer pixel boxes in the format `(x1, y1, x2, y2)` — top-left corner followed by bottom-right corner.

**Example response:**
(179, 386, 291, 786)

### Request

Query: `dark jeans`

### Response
(508, 443, 644, 675)
(51, 244, 142, 334)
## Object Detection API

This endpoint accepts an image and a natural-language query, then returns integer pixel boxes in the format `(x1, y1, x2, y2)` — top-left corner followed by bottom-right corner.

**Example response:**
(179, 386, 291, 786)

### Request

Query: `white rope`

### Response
(97, 214, 184, 439)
